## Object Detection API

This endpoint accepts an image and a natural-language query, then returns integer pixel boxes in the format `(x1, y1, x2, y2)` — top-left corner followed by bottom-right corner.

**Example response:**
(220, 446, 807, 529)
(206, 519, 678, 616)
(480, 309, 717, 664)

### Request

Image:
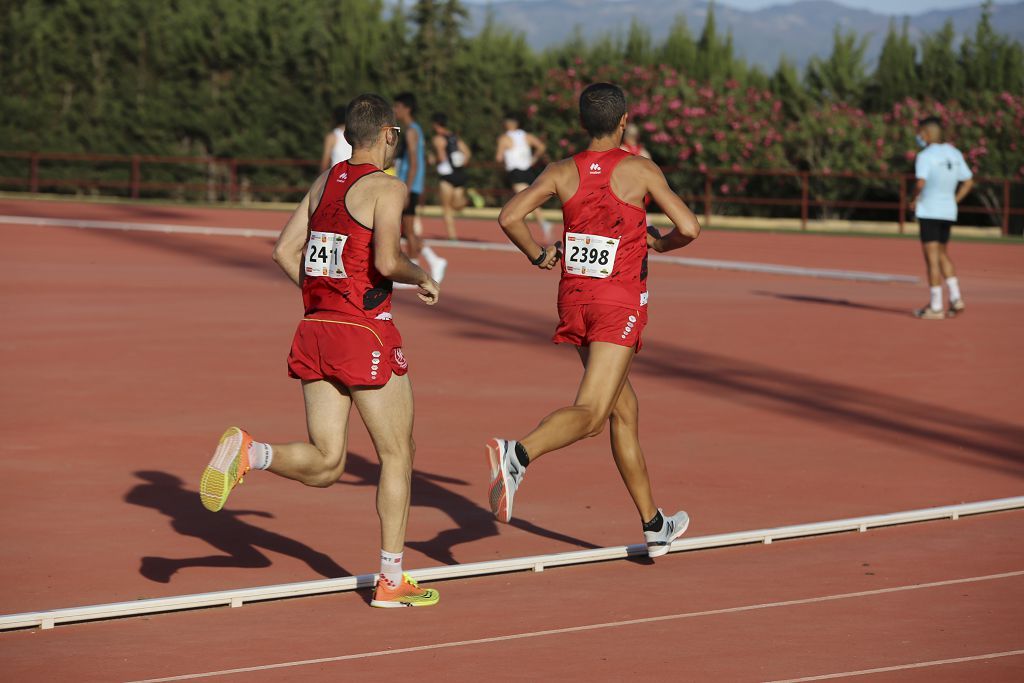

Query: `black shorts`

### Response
(919, 218, 952, 244)
(506, 168, 536, 187)
(403, 191, 420, 217)
(440, 168, 467, 188)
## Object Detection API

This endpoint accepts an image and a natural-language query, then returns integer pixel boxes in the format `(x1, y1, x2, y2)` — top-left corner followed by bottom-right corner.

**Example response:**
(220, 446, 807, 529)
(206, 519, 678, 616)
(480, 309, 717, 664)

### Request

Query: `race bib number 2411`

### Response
(305, 231, 349, 279)
(564, 232, 618, 278)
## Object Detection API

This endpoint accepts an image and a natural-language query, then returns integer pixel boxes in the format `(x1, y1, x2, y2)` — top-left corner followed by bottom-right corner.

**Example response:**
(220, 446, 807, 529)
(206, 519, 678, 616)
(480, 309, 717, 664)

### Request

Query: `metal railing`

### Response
(1, 151, 1020, 235)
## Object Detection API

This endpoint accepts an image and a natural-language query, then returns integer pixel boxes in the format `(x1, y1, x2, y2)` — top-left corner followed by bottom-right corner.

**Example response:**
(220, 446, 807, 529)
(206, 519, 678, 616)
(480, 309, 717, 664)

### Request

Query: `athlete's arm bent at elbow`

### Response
(526, 133, 546, 166)
(498, 165, 560, 269)
(495, 135, 508, 163)
(273, 171, 330, 286)
(955, 178, 974, 204)
(643, 161, 701, 252)
(319, 133, 334, 173)
(373, 181, 439, 305)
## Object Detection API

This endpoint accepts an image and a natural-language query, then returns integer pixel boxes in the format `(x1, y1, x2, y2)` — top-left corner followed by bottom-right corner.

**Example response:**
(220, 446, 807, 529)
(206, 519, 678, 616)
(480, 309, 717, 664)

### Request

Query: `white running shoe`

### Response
(431, 257, 448, 284)
(644, 509, 690, 558)
(486, 438, 525, 523)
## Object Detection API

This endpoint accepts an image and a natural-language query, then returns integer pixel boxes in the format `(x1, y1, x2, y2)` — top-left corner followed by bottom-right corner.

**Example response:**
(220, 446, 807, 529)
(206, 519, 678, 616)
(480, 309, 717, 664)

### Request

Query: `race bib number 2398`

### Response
(305, 231, 349, 279)
(564, 232, 618, 278)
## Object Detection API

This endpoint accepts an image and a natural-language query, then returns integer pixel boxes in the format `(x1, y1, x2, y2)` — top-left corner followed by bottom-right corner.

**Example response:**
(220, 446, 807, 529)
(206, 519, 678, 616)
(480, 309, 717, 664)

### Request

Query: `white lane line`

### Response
(0, 214, 279, 238)
(766, 649, 1024, 682)
(126, 570, 1024, 683)
(0, 214, 919, 283)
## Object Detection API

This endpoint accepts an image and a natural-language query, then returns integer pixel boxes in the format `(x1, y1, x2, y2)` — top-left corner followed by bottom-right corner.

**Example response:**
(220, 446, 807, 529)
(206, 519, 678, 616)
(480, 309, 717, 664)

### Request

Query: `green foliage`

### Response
(805, 28, 869, 104)
(1, 0, 1022, 207)
(867, 19, 917, 111)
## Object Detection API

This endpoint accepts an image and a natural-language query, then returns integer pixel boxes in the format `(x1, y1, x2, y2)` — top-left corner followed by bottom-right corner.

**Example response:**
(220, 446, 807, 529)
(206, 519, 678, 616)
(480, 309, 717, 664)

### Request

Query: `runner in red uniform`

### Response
(199, 94, 440, 608)
(487, 83, 702, 557)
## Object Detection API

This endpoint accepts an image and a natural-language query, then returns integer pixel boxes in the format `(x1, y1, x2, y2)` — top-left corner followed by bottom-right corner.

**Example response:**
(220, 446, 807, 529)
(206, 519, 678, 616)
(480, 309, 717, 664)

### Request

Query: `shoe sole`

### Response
(370, 590, 441, 608)
(486, 438, 513, 523)
(199, 427, 245, 512)
(647, 514, 691, 558)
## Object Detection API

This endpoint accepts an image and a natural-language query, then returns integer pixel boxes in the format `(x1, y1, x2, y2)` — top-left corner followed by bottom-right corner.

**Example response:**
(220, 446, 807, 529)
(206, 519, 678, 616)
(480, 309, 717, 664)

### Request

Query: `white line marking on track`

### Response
(765, 649, 1024, 682)
(0, 214, 920, 283)
(125, 570, 1024, 683)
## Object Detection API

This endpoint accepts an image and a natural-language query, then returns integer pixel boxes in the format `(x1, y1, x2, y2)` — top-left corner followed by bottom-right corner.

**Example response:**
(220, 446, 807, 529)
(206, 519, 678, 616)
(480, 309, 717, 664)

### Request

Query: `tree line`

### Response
(1, 0, 1021, 222)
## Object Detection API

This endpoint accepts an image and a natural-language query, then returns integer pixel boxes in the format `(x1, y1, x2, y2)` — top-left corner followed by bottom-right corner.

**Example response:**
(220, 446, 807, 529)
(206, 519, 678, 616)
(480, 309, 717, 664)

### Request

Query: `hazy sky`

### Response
(461, 0, 1013, 16)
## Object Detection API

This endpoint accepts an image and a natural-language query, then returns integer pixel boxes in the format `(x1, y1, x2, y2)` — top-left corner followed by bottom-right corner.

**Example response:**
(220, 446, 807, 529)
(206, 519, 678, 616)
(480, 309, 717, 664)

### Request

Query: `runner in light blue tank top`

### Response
(393, 92, 447, 284)
(399, 121, 426, 194)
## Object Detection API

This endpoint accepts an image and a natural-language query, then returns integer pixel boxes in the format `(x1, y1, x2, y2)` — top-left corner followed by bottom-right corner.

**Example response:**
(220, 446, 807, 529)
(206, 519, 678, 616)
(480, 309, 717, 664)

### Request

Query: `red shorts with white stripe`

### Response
(552, 303, 648, 352)
(287, 314, 409, 387)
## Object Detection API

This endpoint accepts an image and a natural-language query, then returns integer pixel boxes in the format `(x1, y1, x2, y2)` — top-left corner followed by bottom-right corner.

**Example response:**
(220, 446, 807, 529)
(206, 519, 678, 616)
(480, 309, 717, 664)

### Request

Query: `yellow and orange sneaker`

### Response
(371, 573, 440, 608)
(199, 427, 252, 512)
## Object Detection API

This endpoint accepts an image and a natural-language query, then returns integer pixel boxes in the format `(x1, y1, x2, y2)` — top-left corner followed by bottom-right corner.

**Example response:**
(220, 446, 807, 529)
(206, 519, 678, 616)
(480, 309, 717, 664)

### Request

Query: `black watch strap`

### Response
(530, 247, 548, 266)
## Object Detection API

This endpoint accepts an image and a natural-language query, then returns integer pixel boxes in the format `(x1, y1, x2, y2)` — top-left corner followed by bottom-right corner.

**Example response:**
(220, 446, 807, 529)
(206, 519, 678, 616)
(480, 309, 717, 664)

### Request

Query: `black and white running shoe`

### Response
(486, 438, 525, 523)
(644, 509, 690, 558)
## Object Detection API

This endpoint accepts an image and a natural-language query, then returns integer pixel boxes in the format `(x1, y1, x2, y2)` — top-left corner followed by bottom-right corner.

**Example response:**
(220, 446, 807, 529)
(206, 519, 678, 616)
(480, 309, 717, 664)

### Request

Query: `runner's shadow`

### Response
(342, 454, 600, 565)
(753, 291, 911, 317)
(125, 471, 348, 583)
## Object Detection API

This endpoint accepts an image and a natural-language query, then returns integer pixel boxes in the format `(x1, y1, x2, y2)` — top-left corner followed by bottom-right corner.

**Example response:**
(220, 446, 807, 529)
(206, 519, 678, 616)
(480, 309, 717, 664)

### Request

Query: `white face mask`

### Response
(915, 134, 928, 149)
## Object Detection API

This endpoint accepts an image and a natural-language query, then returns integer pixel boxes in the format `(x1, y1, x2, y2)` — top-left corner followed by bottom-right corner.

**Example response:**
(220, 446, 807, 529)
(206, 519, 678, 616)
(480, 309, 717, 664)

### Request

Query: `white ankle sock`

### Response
(248, 441, 273, 470)
(946, 276, 962, 302)
(380, 550, 403, 587)
(929, 286, 943, 311)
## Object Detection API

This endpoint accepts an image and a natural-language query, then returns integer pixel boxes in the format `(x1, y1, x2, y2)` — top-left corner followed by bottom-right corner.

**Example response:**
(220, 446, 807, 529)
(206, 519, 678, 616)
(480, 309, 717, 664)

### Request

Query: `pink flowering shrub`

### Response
(526, 65, 1024, 220)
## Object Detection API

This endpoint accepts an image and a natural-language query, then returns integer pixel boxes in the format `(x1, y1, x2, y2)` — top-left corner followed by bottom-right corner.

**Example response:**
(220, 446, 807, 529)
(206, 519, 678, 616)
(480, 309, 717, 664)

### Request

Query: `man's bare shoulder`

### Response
(619, 154, 660, 175)
(360, 171, 407, 197)
(547, 157, 578, 175)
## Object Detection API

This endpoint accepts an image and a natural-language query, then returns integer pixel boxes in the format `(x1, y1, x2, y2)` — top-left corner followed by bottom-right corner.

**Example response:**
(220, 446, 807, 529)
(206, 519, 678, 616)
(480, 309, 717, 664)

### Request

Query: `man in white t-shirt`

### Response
(320, 105, 353, 171)
(496, 113, 552, 241)
(910, 117, 974, 319)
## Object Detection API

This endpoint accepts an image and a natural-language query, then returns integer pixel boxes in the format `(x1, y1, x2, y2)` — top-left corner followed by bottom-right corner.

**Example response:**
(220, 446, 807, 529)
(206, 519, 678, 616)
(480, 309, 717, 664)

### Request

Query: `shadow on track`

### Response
(126, 470, 349, 584)
(424, 292, 1024, 477)
(341, 453, 601, 565)
(753, 291, 911, 317)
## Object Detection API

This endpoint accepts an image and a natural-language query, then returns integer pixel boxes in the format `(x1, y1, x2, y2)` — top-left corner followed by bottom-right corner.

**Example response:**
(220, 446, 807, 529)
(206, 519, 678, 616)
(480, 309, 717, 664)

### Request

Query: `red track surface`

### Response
(1, 198, 1022, 680)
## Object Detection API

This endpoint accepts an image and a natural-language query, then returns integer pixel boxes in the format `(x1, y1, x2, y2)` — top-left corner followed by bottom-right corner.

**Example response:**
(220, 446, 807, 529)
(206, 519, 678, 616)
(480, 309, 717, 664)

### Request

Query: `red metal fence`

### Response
(1, 151, 1020, 235)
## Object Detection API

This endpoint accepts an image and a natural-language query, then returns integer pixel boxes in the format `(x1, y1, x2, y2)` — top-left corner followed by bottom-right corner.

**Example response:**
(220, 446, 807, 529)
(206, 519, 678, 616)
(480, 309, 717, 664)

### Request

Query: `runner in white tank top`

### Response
(320, 105, 353, 171)
(503, 129, 533, 172)
(495, 113, 552, 240)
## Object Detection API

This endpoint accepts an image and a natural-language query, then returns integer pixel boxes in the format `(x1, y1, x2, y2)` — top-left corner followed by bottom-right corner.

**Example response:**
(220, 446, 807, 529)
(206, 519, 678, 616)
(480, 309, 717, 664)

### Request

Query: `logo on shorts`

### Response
(621, 315, 637, 339)
(338, 172, 348, 183)
(589, 163, 602, 175)
(392, 347, 408, 370)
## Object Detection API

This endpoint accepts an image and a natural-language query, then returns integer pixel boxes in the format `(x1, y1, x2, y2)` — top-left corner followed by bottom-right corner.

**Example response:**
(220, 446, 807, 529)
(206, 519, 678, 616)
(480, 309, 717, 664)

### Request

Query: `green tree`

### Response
(694, 2, 735, 82)
(867, 19, 917, 110)
(658, 15, 697, 71)
(918, 20, 962, 102)
(960, 0, 1024, 93)
(805, 27, 869, 103)
(624, 18, 653, 65)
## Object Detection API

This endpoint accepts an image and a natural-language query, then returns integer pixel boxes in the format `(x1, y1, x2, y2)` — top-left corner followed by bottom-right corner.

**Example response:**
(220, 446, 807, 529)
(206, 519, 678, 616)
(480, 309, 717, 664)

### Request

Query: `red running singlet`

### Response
(302, 162, 393, 318)
(558, 148, 648, 310)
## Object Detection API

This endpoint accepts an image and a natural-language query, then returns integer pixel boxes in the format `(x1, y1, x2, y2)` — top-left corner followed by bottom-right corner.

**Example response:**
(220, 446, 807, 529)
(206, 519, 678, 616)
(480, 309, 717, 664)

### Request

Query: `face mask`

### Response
(915, 135, 927, 149)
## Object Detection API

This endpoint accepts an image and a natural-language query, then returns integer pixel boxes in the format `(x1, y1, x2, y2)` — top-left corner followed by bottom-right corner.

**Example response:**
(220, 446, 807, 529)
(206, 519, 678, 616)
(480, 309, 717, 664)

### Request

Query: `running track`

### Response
(0, 198, 1022, 681)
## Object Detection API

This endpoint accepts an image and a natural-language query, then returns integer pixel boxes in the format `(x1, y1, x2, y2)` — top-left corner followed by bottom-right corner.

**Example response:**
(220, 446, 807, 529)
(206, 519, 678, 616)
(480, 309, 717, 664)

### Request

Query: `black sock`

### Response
(642, 510, 664, 533)
(514, 442, 530, 469)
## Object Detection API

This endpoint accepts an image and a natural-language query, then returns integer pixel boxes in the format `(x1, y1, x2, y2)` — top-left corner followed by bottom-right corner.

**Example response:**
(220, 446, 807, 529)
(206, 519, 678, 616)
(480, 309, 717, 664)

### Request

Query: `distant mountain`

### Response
(464, 0, 1024, 69)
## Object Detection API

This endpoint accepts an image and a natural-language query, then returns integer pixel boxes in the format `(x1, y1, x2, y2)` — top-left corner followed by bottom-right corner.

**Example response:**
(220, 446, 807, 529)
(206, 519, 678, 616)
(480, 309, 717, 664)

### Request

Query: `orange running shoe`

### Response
(371, 573, 440, 608)
(199, 427, 252, 512)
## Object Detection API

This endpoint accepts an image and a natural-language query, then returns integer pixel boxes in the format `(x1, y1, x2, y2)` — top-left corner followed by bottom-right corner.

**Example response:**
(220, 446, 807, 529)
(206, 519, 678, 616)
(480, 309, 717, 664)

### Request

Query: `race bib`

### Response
(304, 231, 349, 279)
(564, 232, 618, 278)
